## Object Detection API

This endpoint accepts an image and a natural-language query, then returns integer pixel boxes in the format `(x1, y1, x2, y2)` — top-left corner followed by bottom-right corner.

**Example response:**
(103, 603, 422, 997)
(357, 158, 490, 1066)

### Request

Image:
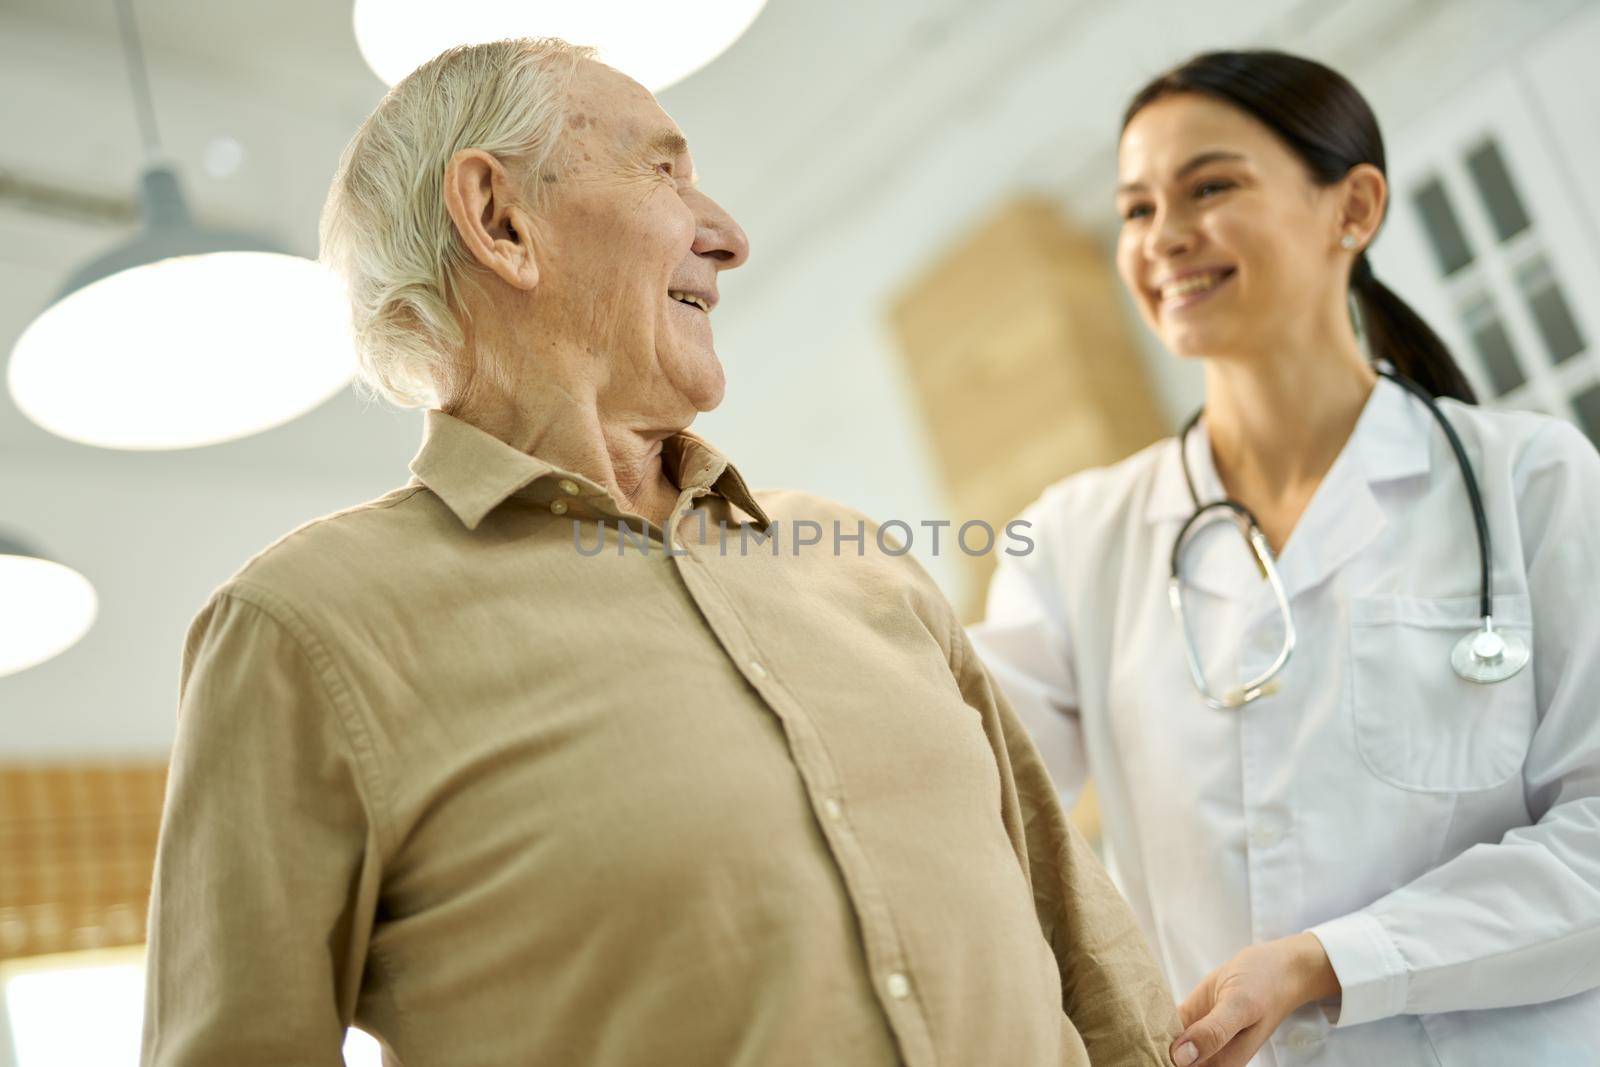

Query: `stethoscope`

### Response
(1167, 368, 1532, 710)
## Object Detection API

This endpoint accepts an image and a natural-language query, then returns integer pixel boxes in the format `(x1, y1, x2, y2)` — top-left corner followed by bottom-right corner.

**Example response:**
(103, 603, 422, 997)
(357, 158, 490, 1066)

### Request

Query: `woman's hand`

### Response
(1169, 933, 1341, 1067)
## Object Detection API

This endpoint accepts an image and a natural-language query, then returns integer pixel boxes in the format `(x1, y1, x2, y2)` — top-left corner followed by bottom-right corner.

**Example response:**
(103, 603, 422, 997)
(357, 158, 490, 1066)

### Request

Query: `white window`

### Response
(1374, 20, 1600, 442)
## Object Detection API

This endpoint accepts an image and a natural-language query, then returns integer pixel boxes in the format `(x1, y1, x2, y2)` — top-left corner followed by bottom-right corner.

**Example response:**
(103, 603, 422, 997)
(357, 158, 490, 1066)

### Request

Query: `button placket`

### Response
(666, 556, 935, 1062)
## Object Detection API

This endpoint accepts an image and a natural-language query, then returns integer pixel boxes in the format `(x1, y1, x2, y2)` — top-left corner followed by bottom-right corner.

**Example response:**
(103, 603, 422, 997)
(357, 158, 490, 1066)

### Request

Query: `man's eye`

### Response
(1122, 203, 1153, 221)
(656, 161, 674, 176)
(1195, 180, 1233, 198)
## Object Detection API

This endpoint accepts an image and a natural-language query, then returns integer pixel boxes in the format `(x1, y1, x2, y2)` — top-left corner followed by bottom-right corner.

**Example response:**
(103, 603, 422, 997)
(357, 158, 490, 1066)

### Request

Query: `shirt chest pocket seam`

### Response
(1346, 593, 1536, 794)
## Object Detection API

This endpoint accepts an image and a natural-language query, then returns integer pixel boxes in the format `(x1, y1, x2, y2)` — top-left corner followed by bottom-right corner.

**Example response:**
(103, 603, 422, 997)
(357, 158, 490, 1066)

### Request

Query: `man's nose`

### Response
(692, 192, 750, 270)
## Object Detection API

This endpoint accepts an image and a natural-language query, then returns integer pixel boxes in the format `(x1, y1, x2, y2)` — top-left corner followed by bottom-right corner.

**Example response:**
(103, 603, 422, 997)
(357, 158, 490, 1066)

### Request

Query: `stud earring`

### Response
(1340, 234, 1358, 250)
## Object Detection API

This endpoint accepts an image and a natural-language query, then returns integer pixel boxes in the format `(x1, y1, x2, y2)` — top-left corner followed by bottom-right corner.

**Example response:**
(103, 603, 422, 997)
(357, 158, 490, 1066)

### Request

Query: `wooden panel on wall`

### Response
(890, 196, 1170, 842)
(891, 195, 1169, 621)
(0, 762, 167, 960)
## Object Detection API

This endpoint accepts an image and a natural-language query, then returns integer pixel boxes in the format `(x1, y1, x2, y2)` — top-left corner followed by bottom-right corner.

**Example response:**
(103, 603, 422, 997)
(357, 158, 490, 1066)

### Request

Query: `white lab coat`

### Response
(969, 376, 1600, 1066)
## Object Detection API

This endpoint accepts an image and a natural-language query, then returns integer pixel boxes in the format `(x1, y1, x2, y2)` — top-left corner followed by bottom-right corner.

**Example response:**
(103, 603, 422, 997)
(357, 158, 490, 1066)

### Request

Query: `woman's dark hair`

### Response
(1123, 50, 1477, 403)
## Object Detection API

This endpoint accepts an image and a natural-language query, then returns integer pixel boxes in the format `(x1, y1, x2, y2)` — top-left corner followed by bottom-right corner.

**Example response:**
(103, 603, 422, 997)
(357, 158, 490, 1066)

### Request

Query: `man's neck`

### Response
(444, 376, 685, 531)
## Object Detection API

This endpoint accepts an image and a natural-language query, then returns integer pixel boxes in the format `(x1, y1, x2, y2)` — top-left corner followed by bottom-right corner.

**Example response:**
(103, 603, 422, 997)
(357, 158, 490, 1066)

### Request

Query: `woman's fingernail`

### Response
(1174, 1041, 1199, 1067)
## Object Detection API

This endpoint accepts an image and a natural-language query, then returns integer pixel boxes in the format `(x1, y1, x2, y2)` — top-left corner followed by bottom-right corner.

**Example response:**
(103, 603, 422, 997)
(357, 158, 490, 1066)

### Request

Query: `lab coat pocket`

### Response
(1349, 594, 1535, 793)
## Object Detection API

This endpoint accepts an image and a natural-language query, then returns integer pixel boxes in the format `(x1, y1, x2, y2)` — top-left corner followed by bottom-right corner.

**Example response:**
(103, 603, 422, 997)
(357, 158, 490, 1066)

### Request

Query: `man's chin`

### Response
(691, 385, 725, 413)
(677, 353, 726, 413)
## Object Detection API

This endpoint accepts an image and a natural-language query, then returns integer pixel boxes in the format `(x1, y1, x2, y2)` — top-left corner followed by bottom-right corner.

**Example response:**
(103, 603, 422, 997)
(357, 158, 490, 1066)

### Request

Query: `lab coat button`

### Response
(822, 798, 843, 820)
(549, 500, 569, 516)
(885, 972, 911, 999)
(558, 478, 581, 496)
(1286, 1025, 1322, 1051)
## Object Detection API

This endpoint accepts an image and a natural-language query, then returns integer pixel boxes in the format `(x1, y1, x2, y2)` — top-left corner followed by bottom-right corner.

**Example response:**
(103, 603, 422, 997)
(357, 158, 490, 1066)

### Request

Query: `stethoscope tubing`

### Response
(1170, 369, 1493, 622)
(1168, 367, 1520, 704)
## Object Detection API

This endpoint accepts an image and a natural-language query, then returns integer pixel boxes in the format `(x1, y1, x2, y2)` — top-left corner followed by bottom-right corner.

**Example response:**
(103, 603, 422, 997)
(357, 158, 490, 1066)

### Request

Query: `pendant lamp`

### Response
(0, 533, 97, 678)
(6, 0, 355, 450)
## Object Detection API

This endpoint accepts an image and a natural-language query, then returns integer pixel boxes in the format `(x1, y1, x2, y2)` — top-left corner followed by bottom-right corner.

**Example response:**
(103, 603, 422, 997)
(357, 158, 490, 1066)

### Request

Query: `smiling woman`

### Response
(972, 47, 1600, 1067)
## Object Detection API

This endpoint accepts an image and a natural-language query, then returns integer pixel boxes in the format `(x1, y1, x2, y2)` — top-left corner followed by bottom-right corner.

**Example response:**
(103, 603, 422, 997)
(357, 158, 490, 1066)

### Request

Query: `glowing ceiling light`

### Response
(0, 534, 97, 679)
(8, 169, 354, 450)
(352, 0, 769, 91)
(5, 0, 354, 451)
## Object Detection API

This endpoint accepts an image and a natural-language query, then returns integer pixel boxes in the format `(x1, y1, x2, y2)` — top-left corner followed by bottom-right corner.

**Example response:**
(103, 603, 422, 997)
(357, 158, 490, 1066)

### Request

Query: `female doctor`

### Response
(971, 50, 1600, 1067)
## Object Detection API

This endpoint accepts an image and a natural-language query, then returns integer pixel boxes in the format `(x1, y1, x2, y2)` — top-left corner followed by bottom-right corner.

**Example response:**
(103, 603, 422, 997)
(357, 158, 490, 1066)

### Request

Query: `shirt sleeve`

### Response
(950, 613, 1182, 1065)
(1309, 420, 1600, 1027)
(967, 494, 1090, 808)
(141, 585, 386, 1066)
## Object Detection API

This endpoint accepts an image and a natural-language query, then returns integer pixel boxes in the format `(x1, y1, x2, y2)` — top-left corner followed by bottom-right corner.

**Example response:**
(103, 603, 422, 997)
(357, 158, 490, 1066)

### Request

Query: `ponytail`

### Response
(1351, 256, 1477, 403)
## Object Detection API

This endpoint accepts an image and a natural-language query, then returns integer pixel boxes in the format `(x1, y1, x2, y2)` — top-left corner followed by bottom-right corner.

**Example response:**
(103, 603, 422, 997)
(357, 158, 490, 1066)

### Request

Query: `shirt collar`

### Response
(408, 409, 771, 531)
(1145, 372, 1434, 524)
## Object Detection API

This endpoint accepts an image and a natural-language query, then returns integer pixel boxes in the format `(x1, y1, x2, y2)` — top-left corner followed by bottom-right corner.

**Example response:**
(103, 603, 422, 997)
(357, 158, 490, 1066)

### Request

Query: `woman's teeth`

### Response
(1160, 271, 1230, 302)
(669, 290, 709, 312)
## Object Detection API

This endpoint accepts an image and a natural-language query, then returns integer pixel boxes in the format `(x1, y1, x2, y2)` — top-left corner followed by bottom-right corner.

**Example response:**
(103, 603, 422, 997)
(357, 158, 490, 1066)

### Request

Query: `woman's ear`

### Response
(1338, 163, 1388, 250)
(443, 148, 540, 291)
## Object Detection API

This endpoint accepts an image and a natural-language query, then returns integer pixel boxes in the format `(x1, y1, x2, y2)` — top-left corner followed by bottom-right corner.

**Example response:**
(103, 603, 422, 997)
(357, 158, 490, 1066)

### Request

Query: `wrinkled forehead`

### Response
(564, 59, 680, 150)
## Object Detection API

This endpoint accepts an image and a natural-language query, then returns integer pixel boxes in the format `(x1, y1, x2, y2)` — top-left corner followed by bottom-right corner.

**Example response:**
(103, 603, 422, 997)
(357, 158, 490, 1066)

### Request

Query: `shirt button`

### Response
(822, 798, 843, 820)
(885, 972, 911, 1000)
(1250, 819, 1284, 848)
(549, 500, 569, 516)
(748, 660, 768, 679)
(558, 478, 580, 496)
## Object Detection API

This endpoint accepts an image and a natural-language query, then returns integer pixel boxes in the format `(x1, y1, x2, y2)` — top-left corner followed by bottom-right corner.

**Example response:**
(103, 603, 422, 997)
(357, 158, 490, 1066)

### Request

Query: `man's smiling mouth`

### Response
(668, 290, 710, 313)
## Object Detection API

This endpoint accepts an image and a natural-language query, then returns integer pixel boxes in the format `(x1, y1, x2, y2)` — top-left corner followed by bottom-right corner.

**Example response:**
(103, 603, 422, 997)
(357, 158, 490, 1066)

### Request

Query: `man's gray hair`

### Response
(320, 38, 595, 409)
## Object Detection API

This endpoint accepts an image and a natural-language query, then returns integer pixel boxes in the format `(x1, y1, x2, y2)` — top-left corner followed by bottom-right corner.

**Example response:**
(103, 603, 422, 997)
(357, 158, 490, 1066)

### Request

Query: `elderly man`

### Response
(141, 38, 1179, 1067)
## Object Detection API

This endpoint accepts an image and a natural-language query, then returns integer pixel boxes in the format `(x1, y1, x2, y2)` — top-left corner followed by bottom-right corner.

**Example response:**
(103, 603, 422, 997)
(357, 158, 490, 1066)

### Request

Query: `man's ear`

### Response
(443, 148, 540, 291)
(1337, 162, 1387, 249)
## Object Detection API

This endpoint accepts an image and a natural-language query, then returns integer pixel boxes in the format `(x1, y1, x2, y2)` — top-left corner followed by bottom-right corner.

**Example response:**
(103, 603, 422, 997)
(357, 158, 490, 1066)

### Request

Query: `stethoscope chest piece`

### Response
(1451, 619, 1531, 684)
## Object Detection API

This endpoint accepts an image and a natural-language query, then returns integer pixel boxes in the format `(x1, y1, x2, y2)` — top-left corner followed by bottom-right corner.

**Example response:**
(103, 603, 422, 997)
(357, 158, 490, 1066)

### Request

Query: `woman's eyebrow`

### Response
(1117, 150, 1249, 194)
(1175, 150, 1247, 177)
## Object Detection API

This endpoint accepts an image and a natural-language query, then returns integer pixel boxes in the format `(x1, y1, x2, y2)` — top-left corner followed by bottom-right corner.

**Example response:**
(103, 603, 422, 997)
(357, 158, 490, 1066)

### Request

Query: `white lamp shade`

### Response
(8, 252, 356, 450)
(352, 0, 768, 91)
(0, 554, 97, 679)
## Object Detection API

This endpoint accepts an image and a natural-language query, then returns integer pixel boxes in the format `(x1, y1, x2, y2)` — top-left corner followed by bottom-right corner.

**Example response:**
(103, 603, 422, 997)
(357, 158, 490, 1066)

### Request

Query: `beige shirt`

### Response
(142, 409, 1179, 1066)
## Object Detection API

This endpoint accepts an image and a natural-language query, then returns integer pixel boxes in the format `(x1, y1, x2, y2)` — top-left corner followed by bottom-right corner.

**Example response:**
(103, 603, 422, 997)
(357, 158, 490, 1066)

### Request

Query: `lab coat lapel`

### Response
(1268, 454, 1385, 606)
(1268, 376, 1433, 606)
(1149, 377, 1433, 607)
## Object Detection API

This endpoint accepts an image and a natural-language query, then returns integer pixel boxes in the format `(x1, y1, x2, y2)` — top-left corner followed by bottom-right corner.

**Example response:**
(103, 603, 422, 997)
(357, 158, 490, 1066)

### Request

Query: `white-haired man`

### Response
(141, 39, 1180, 1067)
